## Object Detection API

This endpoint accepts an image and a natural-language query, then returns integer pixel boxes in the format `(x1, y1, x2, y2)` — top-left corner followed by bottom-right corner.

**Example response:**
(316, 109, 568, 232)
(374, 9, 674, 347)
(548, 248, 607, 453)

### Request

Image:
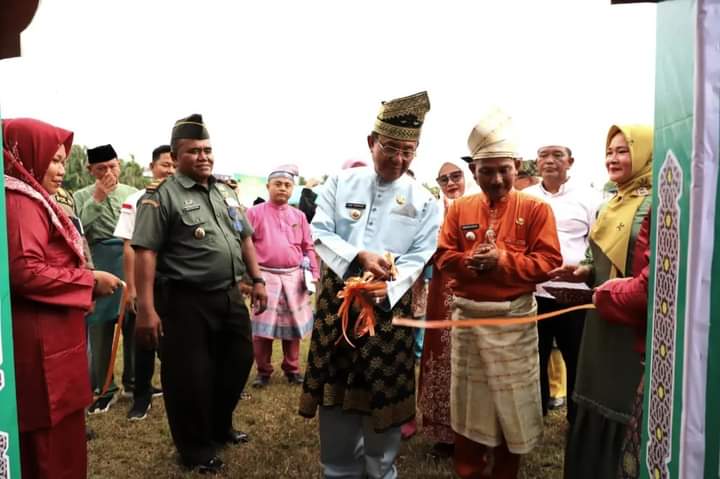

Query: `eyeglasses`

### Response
(436, 170, 464, 186)
(376, 141, 417, 160)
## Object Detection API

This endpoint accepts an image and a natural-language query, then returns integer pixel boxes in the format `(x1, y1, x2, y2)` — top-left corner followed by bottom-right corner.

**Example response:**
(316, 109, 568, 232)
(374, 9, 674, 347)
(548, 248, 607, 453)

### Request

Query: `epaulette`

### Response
(145, 177, 167, 193)
(55, 187, 75, 209)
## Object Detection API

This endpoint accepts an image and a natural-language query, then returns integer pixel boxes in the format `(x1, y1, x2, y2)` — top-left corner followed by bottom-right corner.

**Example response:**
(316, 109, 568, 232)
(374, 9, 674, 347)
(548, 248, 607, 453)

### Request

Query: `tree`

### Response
(62, 144, 150, 193)
(62, 145, 93, 192)
(119, 155, 150, 190)
(518, 159, 538, 177)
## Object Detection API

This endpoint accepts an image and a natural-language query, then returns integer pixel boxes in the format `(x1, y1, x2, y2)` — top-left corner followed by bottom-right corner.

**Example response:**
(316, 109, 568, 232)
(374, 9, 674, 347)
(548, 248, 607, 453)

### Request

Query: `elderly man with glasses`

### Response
(299, 91, 442, 479)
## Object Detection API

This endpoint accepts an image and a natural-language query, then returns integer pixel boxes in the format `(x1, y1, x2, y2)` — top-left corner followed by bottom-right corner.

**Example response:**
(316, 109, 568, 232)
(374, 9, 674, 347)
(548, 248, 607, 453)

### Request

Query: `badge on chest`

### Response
(345, 202, 366, 221)
(461, 223, 479, 241)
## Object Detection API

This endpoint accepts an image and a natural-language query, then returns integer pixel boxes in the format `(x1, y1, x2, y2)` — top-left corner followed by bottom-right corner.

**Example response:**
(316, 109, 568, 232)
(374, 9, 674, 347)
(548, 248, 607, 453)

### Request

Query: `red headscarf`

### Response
(2, 118, 85, 264)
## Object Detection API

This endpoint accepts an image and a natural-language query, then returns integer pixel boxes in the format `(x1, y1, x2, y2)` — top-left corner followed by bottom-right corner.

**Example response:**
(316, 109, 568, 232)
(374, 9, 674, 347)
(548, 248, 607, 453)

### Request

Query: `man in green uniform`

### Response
(132, 114, 267, 474)
(73, 144, 137, 413)
(55, 187, 94, 269)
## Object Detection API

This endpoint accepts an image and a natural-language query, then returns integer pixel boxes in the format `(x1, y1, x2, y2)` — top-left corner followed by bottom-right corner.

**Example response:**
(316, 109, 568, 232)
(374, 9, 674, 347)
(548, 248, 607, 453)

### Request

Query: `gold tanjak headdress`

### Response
(373, 91, 430, 142)
(467, 107, 519, 160)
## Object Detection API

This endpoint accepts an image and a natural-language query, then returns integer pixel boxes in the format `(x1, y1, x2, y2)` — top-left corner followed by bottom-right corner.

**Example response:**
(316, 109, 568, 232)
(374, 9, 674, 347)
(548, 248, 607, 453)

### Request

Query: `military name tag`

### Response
(182, 204, 201, 212)
(461, 224, 479, 231)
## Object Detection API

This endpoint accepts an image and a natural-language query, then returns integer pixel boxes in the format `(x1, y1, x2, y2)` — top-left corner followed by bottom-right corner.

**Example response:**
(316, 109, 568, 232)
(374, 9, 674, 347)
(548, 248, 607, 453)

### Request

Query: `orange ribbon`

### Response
(336, 279, 386, 348)
(392, 303, 595, 329)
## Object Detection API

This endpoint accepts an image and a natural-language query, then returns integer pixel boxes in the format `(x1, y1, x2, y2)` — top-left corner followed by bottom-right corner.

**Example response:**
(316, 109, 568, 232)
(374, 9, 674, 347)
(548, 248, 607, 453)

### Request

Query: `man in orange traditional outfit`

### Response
(436, 109, 563, 479)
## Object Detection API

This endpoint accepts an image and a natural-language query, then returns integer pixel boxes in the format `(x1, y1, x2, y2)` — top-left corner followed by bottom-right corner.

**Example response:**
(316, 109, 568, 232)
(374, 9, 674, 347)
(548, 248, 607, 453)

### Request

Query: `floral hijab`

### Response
(2, 118, 85, 264)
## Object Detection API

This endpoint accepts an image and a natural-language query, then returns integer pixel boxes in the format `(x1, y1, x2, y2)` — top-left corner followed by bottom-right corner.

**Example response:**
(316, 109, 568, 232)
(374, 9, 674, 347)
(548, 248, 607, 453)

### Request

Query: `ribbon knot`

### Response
(336, 276, 385, 348)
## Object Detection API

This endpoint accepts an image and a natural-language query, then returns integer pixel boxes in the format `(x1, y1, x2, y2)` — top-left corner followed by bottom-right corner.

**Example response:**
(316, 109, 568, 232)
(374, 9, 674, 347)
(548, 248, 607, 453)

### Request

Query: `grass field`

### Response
(87, 339, 566, 478)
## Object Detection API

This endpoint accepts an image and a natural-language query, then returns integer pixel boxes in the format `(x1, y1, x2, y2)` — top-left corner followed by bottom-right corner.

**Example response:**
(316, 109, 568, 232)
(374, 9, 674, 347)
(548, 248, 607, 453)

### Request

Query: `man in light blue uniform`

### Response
(299, 91, 442, 479)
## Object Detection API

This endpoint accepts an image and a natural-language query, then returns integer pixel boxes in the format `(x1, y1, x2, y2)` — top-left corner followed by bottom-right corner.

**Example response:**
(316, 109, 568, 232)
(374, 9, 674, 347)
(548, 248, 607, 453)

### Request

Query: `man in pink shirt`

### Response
(246, 164, 319, 388)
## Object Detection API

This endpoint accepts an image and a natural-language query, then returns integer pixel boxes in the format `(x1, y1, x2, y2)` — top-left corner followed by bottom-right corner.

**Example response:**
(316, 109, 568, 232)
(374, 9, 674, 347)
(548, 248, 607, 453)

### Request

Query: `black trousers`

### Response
(158, 282, 253, 466)
(128, 310, 158, 400)
(537, 296, 586, 424)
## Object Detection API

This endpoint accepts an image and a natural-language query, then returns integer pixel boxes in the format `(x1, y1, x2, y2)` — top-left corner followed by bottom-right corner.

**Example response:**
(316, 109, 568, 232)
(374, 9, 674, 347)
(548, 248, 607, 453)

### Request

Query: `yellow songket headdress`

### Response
(467, 107, 520, 160)
(373, 91, 430, 141)
(590, 124, 653, 277)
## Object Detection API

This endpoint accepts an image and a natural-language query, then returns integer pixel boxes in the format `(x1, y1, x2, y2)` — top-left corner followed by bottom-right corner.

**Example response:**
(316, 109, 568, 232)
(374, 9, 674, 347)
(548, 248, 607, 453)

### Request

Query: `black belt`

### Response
(165, 279, 235, 293)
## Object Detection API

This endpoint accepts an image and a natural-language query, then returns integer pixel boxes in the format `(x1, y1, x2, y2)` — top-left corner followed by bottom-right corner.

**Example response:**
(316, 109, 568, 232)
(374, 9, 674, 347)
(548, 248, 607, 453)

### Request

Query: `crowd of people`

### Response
(3, 90, 654, 479)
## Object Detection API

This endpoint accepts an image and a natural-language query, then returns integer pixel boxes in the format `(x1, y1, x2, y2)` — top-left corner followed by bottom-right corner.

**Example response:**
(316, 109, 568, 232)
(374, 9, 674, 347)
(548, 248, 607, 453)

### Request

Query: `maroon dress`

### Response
(6, 191, 94, 478)
(417, 262, 455, 444)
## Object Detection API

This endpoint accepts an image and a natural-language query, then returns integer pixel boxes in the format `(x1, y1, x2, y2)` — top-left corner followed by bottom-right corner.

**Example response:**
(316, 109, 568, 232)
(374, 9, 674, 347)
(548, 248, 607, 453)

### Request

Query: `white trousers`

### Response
(318, 406, 401, 479)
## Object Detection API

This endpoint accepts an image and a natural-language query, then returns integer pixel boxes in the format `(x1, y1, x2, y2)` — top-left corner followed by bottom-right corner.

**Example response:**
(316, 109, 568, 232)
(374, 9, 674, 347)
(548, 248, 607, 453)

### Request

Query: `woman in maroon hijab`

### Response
(3, 118, 121, 478)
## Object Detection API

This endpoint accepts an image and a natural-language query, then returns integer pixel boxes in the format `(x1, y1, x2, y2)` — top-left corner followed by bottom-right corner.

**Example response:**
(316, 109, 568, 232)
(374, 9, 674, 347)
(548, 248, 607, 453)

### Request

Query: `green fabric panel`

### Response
(641, 1, 695, 478)
(0, 110, 23, 477)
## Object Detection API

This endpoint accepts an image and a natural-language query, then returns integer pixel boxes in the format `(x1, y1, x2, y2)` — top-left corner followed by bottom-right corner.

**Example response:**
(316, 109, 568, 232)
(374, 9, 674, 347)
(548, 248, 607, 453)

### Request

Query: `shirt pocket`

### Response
(44, 341, 91, 426)
(335, 209, 365, 239)
(179, 211, 211, 242)
(385, 214, 420, 254)
(289, 223, 304, 245)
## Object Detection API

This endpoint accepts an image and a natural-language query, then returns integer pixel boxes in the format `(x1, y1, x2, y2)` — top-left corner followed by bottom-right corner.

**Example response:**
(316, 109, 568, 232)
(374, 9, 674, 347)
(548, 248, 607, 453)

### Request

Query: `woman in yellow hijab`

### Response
(552, 124, 653, 479)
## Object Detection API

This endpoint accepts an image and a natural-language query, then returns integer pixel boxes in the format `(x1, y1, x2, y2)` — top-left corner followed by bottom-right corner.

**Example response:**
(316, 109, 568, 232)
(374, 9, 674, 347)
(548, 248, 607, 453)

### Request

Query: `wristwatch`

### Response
(252, 277, 266, 285)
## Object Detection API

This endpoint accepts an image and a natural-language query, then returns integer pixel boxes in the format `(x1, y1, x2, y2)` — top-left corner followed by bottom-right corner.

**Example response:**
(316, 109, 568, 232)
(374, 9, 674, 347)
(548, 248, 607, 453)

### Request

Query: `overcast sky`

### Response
(0, 0, 657, 187)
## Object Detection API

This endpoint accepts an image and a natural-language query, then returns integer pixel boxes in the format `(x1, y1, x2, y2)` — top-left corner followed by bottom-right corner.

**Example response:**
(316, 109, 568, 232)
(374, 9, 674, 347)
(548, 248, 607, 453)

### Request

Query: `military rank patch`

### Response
(141, 199, 160, 208)
(55, 187, 75, 209)
(146, 178, 167, 192)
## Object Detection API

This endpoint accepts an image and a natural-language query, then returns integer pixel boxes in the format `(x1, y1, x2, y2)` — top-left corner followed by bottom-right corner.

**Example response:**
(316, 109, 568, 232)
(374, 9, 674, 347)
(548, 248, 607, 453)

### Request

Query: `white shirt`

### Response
(311, 166, 442, 307)
(524, 178, 603, 297)
(113, 188, 146, 240)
